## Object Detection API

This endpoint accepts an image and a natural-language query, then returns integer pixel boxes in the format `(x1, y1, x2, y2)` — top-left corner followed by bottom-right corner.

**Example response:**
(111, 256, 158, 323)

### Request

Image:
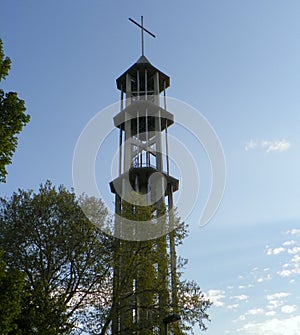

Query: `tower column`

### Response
(110, 54, 179, 335)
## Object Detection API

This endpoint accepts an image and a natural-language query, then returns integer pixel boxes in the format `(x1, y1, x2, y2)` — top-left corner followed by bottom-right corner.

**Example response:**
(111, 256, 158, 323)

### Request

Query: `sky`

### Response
(1, 0, 300, 334)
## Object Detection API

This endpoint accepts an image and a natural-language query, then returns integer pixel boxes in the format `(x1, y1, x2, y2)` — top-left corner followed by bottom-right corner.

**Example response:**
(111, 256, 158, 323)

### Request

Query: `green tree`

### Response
(0, 183, 211, 335)
(0, 249, 25, 335)
(0, 38, 30, 182)
(0, 181, 112, 334)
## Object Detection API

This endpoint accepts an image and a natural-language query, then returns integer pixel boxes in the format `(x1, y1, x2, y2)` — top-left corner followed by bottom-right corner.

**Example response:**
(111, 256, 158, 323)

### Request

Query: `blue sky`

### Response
(1, 0, 300, 334)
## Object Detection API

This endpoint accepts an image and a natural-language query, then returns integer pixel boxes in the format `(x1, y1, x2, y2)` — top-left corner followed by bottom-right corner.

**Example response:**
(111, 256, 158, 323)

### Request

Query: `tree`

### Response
(0, 249, 25, 335)
(0, 181, 112, 334)
(0, 183, 211, 334)
(0, 38, 30, 182)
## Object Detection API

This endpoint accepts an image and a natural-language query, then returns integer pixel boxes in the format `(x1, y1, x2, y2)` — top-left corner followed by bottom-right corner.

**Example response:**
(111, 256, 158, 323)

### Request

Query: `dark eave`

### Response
(116, 56, 170, 92)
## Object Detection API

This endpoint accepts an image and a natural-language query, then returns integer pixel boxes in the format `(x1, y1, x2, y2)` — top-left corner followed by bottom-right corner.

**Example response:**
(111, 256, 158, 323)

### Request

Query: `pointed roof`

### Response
(136, 55, 151, 64)
(116, 56, 170, 92)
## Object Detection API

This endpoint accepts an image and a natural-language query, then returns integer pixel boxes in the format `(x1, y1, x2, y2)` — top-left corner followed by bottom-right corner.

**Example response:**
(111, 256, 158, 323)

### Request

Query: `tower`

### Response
(109, 17, 180, 335)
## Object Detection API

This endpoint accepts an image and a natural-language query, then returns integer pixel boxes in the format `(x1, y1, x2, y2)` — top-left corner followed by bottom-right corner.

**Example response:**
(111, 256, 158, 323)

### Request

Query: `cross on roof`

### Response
(129, 16, 156, 56)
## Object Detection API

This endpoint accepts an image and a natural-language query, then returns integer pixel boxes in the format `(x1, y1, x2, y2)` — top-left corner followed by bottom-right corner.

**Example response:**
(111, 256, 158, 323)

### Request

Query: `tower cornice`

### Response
(116, 56, 170, 92)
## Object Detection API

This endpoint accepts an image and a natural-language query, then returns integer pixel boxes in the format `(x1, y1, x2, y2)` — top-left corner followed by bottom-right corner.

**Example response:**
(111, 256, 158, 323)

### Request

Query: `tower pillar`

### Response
(110, 55, 179, 334)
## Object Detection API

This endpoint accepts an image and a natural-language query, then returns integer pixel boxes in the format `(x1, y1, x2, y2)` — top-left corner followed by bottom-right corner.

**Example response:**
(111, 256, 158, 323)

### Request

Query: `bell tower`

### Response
(109, 17, 180, 335)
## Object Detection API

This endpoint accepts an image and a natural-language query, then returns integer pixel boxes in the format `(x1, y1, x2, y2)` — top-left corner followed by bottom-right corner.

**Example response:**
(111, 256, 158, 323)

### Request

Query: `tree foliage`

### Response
(0, 183, 211, 334)
(0, 38, 30, 182)
(0, 181, 112, 334)
(0, 249, 25, 335)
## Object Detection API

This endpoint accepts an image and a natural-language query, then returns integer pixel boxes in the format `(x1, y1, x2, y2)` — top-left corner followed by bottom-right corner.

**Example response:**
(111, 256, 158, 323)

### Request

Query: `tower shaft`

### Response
(110, 55, 179, 334)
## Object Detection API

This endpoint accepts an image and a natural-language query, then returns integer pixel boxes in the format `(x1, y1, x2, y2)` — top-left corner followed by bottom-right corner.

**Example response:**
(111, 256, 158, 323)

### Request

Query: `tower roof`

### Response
(136, 55, 151, 64)
(116, 56, 170, 92)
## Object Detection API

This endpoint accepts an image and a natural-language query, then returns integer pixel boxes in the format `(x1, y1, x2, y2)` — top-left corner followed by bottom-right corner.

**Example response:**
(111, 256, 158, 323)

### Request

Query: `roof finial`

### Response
(129, 16, 156, 56)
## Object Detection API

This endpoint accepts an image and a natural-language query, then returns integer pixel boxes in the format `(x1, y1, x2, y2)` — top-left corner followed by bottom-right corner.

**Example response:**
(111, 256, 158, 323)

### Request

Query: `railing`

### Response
(130, 91, 156, 104)
(132, 161, 156, 169)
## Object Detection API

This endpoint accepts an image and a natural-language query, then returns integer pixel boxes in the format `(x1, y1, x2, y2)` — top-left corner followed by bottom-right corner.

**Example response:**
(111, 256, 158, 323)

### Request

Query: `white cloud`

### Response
(235, 314, 246, 322)
(235, 308, 265, 325)
(237, 315, 300, 335)
(266, 247, 285, 255)
(227, 303, 239, 310)
(245, 139, 291, 153)
(266, 273, 272, 280)
(281, 305, 296, 314)
(231, 294, 249, 301)
(288, 247, 300, 254)
(266, 311, 276, 317)
(261, 139, 290, 153)
(283, 240, 297, 247)
(206, 289, 226, 307)
(257, 274, 272, 283)
(277, 253, 300, 277)
(247, 308, 264, 315)
(266, 292, 290, 300)
(245, 139, 258, 151)
(277, 269, 293, 277)
(287, 229, 300, 235)
(266, 292, 290, 310)
(291, 254, 300, 264)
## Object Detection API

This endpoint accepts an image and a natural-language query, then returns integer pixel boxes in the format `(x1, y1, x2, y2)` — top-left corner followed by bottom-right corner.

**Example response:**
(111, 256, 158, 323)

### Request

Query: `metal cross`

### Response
(129, 16, 156, 56)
